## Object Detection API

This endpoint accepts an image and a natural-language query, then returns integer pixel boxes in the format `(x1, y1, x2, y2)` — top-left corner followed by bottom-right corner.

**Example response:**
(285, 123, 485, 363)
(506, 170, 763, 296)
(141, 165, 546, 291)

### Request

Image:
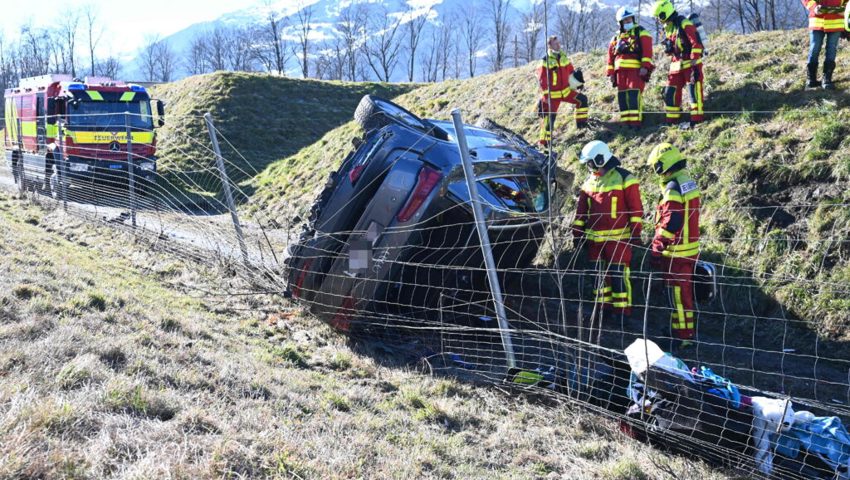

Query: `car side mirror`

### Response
(155, 99, 165, 127)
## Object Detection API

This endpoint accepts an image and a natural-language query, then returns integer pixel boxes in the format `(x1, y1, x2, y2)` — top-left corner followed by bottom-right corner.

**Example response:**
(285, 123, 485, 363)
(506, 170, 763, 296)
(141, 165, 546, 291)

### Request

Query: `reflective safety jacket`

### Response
(652, 171, 701, 258)
(662, 15, 704, 73)
(802, 0, 848, 32)
(573, 165, 643, 243)
(607, 26, 654, 76)
(538, 50, 576, 99)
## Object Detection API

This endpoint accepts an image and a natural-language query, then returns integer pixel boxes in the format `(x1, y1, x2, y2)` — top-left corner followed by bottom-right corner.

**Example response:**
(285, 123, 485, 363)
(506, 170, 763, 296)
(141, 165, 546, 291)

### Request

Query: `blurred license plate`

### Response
(109, 164, 123, 170)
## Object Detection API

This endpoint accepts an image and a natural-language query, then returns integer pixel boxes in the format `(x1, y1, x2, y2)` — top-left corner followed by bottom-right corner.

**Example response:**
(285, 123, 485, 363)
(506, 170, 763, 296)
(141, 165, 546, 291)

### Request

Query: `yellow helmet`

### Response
(653, 0, 676, 22)
(647, 142, 685, 174)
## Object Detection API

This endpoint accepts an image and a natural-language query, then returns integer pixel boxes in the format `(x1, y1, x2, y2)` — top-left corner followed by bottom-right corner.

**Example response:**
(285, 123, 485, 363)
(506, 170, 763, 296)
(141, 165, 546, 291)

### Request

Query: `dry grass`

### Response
(0, 190, 731, 478)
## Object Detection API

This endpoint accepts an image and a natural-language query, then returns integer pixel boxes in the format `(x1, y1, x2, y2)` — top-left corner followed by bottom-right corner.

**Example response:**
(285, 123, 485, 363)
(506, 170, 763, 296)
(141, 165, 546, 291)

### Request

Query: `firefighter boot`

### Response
(807, 62, 822, 89)
(823, 61, 836, 90)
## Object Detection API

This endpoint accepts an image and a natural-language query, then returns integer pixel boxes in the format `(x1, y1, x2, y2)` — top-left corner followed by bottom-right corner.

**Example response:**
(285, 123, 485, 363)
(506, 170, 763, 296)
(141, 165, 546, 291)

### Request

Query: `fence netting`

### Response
(3, 107, 849, 480)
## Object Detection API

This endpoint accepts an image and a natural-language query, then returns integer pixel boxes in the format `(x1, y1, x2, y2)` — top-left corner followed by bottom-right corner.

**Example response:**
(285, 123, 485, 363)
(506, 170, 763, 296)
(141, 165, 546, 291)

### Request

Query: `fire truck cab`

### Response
(3, 74, 165, 197)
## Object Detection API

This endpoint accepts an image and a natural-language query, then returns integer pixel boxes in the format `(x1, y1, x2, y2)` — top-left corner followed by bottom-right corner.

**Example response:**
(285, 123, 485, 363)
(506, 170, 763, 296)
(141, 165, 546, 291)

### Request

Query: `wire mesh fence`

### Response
(2, 103, 850, 480)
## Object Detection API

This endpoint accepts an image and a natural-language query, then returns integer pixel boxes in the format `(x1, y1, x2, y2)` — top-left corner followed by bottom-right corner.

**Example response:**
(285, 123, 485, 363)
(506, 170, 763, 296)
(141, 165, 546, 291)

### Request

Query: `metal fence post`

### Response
(450, 108, 517, 370)
(57, 120, 68, 210)
(125, 113, 136, 228)
(16, 117, 24, 195)
(204, 113, 249, 267)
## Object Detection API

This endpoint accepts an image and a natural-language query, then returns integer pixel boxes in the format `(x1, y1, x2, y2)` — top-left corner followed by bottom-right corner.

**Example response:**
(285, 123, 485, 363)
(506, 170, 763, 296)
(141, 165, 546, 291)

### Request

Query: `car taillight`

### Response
(330, 295, 356, 332)
(291, 258, 314, 299)
(349, 164, 366, 184)
(397, 166, 442, 222)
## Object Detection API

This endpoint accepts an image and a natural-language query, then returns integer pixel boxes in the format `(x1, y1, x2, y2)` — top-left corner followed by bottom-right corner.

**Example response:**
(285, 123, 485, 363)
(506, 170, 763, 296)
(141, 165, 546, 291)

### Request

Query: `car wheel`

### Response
(354, 95, 430, 134)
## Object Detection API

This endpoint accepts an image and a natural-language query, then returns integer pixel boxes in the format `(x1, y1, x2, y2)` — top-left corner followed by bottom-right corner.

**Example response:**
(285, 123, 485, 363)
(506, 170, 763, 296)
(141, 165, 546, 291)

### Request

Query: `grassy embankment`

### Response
(246, 29, 850, 339)
(150, 72, 416, 202)
(0, 191, 728, 478)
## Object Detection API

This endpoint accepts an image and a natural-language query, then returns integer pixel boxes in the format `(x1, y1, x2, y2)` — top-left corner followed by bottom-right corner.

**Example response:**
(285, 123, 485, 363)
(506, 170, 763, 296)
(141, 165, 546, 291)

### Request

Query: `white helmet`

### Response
(616, 7, 635, 23)
(579, 141, 614, 169)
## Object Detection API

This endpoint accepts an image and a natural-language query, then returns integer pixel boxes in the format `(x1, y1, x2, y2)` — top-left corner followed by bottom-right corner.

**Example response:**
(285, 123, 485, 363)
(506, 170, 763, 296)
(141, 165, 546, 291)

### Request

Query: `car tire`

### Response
(354, 95, 430, 134)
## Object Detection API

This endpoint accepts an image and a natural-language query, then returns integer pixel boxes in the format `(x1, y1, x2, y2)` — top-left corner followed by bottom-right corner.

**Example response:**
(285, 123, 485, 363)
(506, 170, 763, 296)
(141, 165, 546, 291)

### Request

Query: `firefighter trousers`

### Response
(614, 69, 646, 127)
(663, 64, 704, 124)
(538, 91, 589, 144)
(589, 241, 633, 316)
(660, 256, 697, 340)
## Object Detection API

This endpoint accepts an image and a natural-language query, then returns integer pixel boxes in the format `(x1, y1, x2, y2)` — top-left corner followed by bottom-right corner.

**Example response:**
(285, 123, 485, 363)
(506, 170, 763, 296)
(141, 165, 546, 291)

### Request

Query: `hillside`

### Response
(244, 29, 850, 335)
(0, 191, 727, 479)
(150, 72, 416, 198)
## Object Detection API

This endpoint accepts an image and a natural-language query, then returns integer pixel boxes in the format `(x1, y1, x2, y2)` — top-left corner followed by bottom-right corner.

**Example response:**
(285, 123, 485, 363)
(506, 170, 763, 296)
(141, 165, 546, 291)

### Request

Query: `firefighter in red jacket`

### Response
(572, 141, 643, 317)
(647, 143, 701, 348)
(537, 35, 589, 147)
(653, 0, 705, 126)
(802, 0, 847, 89)
(607, 7, 654, 128)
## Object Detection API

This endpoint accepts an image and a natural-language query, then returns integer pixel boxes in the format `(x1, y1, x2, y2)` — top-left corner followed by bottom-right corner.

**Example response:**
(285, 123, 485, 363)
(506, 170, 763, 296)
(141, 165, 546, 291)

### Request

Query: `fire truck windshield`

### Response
(67, 100, 154, 130)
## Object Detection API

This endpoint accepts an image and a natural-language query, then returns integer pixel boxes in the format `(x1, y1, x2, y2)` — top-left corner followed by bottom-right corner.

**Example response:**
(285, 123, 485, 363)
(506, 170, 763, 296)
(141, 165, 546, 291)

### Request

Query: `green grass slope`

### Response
(150, 72, 417, 196)
(0, 192, 728, 479)
(250, 29, 850, 337)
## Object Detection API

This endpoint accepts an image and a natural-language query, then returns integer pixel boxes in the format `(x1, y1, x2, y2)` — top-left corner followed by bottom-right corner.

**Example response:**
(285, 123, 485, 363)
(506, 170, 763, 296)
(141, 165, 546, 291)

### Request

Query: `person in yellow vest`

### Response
(802, 0, 848, 89)
(536, 35, 589, 147)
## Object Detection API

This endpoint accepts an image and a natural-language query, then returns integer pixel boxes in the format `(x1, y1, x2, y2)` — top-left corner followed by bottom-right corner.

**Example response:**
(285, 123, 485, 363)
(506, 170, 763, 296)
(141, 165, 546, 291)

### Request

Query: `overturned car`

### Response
(285, 95, 569, 332)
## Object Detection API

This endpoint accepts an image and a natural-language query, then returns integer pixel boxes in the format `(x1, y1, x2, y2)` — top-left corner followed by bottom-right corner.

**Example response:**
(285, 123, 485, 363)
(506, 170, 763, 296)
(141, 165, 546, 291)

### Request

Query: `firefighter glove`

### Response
(610, 74, 617, 88)
(842, 31, 850, 41)
(639, 67, 651, 82)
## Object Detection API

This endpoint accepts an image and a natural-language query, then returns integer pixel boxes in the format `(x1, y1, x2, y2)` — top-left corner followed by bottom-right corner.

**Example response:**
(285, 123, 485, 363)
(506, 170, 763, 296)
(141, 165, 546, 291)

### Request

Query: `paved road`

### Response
(0, 163, 292, 280)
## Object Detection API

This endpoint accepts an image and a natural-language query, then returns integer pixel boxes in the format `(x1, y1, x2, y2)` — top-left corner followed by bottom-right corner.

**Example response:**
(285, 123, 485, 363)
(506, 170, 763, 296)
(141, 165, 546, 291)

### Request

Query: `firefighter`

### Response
(607, 7, 655, 128)
(572, 141, 643, 317)
(646, 143, 701, 348)
(802, 0, 847, 90)
(653, 0, 705, 126)
(537, 35, 590, 147)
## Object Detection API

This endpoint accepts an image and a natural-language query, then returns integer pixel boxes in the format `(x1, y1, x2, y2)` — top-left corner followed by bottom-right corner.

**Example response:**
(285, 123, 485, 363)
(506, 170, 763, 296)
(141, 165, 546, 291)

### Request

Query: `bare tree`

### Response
(83, 6, 103, 76)
(138, 36, 178, 82)
(337, 3, 368, 81)
(59, 12, 80, 77)
(185, 34, 209, 75)
(403, 7, 429, 82)
(260, 0, 287, 75)
(486, 0, 512, 72)
(520, 2, 544, 64)
(295, 1, 314, 78)
(362, 5, 403, 82)
(204, 27, 230, 71)
(97, 56, 121, 79)
(459, 4, 482, 77)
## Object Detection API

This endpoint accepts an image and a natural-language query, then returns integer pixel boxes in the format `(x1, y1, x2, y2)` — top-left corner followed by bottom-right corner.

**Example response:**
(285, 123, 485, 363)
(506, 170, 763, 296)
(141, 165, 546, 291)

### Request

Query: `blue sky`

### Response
(0, 0, 277, 55)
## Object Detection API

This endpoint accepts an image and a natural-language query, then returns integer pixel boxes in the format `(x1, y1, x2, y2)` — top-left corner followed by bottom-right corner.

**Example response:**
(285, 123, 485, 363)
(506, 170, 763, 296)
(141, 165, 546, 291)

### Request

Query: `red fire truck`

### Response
(3, 74, 164, 196)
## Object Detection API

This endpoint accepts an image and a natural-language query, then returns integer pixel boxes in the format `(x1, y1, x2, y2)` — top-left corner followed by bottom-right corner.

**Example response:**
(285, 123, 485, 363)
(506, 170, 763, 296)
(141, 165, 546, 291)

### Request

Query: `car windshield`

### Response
(67, 100, 153, 130)
(481, 176, 549, 214)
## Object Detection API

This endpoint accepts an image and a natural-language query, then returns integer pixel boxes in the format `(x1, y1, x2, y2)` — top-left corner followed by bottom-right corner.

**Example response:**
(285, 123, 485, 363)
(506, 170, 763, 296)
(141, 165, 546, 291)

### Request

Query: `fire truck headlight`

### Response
(139, 162, 155, 171)
(68, 163, 90, 172)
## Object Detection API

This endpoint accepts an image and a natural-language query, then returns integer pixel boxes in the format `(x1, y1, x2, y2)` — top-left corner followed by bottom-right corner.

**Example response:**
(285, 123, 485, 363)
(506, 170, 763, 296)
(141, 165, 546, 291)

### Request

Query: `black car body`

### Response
(286, 96, 565, 332)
